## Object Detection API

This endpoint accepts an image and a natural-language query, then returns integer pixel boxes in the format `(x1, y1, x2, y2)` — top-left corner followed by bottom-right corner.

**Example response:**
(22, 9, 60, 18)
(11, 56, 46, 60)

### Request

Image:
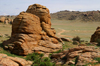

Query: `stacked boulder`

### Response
(3, 4, 62, 55)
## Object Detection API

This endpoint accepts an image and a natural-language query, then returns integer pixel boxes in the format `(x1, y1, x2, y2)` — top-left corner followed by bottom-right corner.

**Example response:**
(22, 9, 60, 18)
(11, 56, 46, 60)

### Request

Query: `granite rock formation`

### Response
(3, 4, 62, 55)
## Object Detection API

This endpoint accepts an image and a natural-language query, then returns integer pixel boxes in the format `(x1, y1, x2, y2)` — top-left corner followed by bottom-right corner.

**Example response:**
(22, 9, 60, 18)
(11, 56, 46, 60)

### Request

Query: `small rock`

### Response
(73, 41, 80, 45)
(61, 38, 71, 42)
(67, 61, 75, 65)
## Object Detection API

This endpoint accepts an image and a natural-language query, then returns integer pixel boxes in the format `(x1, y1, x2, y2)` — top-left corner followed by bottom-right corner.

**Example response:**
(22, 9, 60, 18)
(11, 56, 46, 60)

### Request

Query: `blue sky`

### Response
(0, 0, 100, 15)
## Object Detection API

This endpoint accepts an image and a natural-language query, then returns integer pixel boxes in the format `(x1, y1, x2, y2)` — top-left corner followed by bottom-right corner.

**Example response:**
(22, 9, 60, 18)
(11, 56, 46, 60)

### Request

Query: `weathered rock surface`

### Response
(51, 46, 100, 65)
(3, 4, 62, 55)
(90, 26, 100, 42)
(26, 4, 51, 26)
(0, 54, 32, 66)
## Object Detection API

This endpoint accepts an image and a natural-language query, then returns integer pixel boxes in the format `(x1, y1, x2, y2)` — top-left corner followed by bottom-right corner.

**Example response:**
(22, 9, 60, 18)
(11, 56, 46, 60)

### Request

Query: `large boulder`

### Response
(90, 26, 100, 42)
(3, 4, 62, 55)
(26, 4, 56, 37)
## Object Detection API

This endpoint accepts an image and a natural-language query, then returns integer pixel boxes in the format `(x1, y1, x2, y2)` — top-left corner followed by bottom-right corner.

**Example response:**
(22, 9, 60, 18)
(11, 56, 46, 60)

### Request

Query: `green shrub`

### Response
(72, 36, 81, 43)
(70, 64, 75, 66)
(40, 62, 46, 66)
(40, 53, 44, 57)
(97, 39, 100, 46)
(26, 53, 56, 66)
(40, 61, 55, 66)
(94, 57, 100, 63)
(42, 57, 51, 62)
(33, 64, 39, 66)
(0, 35, 3, 37)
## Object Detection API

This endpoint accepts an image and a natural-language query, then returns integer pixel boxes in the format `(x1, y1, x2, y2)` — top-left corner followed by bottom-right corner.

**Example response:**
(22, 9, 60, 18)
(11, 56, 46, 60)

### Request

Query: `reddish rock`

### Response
(51, 53, 63, 59)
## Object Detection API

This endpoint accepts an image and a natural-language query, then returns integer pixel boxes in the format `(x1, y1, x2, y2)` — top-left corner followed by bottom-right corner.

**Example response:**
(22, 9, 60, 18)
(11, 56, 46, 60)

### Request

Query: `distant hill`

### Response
(1, 10, 100, 22)
(50, 10, 100, 22)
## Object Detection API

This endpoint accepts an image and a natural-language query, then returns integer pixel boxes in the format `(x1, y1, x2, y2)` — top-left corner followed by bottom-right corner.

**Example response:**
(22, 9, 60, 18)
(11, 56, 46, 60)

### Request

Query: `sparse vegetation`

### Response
(94, 57, 100, 63)
(97, 39, 100, 46)
(26, 53, 56, 66)
(72, 36, 81, 42)
(1, 18, 100, 66)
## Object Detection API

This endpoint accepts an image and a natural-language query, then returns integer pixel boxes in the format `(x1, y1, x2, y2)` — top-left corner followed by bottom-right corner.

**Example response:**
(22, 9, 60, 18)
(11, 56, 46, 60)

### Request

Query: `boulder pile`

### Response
(0, 17, 13, 24)
(51, 46, 100, 66)
(3, 4, 62, 55)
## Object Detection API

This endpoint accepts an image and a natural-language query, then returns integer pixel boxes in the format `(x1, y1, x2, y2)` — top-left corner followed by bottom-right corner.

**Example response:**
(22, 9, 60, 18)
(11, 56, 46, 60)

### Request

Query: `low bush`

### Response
(26, 53, 56, 66)
(97, 39, 100, 46)
(94, 57, 100, 63)
(72, 36, 81, 43)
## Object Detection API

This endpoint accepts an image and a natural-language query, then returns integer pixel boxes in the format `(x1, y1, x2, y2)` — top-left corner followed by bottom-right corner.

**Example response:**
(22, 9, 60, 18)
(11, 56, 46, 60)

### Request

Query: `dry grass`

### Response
(0, 23, 11, 41)
(51, 19, 100, 41)
(0, 19, 100, 42)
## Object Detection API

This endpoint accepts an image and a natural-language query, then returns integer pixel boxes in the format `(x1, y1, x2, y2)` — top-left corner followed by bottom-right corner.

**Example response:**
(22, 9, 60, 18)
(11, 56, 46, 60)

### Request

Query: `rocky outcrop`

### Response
(90, 26, 100, 42)
(3, 4, 62, 55)
(0, 54, 32, 66)
(0, 17, 6, 23)
(51, 46, 100, 66)
(0, 17, 13, 24)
